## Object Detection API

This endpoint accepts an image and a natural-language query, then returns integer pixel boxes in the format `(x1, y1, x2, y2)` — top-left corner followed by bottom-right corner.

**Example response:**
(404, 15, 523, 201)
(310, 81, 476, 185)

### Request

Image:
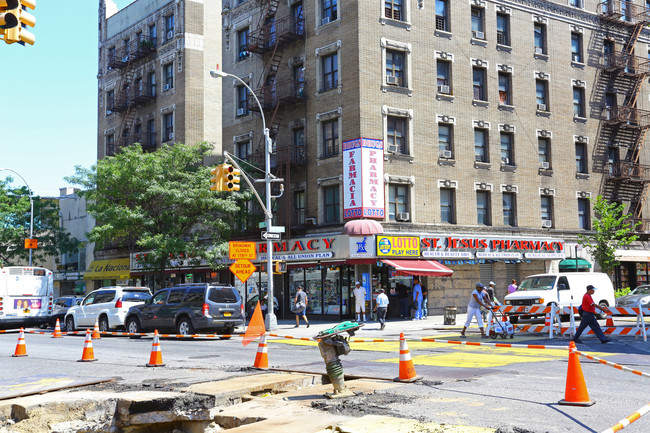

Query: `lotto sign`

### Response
(376, 236, 420, 257)
(229, 241, 256, 260)
(342, 138, 385, 219)
(229, 259, 257, 283)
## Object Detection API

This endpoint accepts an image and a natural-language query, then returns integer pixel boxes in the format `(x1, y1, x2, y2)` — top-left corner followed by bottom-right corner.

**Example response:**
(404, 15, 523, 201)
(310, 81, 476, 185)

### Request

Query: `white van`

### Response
(503, 272, 615, 324)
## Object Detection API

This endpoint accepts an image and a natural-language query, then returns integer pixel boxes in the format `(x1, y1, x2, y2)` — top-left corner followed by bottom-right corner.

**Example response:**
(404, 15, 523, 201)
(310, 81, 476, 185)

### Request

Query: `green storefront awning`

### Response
(559, 258, 592, 270)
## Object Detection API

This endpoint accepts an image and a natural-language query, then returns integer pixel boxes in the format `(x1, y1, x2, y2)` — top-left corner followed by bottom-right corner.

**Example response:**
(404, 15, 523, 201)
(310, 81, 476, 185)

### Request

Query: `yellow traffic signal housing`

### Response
(210, 165, 225, 191)
(275, 260, 287, 274)
(2, 0, 35, 45)
(222, 164, 241, 191)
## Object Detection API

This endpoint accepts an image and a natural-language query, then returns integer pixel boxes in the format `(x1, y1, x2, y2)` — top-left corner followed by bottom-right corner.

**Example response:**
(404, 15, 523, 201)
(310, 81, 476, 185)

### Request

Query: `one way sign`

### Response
(261, 231, 281, 241)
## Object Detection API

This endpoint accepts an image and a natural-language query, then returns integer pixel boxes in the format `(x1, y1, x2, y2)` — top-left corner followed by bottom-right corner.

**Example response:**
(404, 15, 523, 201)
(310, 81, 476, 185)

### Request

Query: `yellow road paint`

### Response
(316, 414, 495, 433)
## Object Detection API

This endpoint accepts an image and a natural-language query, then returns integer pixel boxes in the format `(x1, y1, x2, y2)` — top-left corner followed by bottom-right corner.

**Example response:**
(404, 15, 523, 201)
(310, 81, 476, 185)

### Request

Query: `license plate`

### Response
(223, 312, 231, 317)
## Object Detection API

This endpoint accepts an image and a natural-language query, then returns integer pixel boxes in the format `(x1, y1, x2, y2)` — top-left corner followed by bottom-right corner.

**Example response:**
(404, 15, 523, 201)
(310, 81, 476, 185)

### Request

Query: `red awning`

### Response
(380, 259, 453, 277)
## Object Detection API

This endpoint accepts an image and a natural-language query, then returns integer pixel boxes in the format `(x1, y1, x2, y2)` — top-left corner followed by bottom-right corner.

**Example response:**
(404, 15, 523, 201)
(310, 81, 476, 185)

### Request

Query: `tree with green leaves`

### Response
(66, 143, 249, 288)
(0, 178, 79, 267)
(578, 195, 640, 275)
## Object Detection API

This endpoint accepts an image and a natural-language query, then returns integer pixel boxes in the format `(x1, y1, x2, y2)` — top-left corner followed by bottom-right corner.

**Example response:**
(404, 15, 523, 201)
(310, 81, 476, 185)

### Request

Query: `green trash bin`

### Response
(443, 306, 457, 325)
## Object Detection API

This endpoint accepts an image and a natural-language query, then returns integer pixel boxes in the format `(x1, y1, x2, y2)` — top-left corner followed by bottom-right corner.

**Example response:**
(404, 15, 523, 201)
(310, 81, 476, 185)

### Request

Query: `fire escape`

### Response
(106, 35, 157, 155)
(598, 1, 650, 232)
(246, 0, 307, 231)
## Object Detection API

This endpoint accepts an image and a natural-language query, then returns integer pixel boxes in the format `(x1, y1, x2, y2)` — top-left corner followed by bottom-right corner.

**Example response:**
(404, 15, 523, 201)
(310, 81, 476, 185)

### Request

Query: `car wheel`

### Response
(99, 316, 110, 332)
(598, 302, 609, 320)
(125, 317, 142, 339)
(176, 317, 194, 336)
(65, 316, 75, 332)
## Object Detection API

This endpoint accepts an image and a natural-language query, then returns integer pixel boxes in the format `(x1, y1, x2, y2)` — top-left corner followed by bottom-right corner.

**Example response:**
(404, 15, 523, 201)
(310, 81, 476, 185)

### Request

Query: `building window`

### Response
(385, 0, 403, 21)
(571, 32, 583, 63)
(293, 2, 304, 35)
(569, 0, 582, 7)
(435, 0, 449, 32)
(498, 72, 511, 105)
(578, 198, 590, 230)
(106, 89, 115, 115)
(148, 71, 156, 97)
(236, 85, 248, 116)
(387, 116, 408, 155)
(576, 142, 588, 173)
(148, 23, 157, 41)
(541, 195, 553, 227)
(321, 0, 337, 25)
(389, 184, 409, 221)
(236, 141, 250, 160)
(438, 123, 453, 157)
(437, 59, 451, 94)
(123, 38, 130, 60)
(471, 7, 484, 39)
(323, 185, 340, 223)
(106, 134, 115, 155)
(534, 23, 546, 55)
(164, 112, 174, 142)
(573, 86, 586, 118)
(477, 191, 491, 226)
(294, 191, 305, 226)
(386, 50, 405, 87)
(147, 119, 156, 148)
(474, 128, 488, 163)
(503, 192, 516, 226)
(321, 52, 338, 92)
(135, 77, 143, 97)
(472, 67, 487, 101)
(163, 63, 174, 90)
(536, 80, 548, 111)
(538, 137, 550, 168)
(108, 46, 116, 67)
(440, 188, 456, 224)
(322, 119, 339, 158)
(165, 15, 174, 41)
(237, 28, 249, 61)
(500, 132, 513, 165)
(496, 13, 510, 46)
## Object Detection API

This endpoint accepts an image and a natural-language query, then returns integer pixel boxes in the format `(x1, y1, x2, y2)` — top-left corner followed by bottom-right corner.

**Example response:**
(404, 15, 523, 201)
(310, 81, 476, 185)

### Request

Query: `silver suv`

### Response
(65, 286, 152, 332)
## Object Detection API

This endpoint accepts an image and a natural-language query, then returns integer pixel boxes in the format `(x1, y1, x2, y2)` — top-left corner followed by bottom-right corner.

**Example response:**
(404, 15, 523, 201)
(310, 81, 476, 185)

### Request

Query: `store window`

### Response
(305, 268, 322, 314)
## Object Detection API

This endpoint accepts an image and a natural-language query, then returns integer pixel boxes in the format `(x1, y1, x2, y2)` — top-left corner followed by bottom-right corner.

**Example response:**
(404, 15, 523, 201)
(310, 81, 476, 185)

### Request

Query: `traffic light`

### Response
(222, 164, 241, 191)
(275, 260, 286, 274)
(1, 0, 35, 46)
(210, 165, 224, 191)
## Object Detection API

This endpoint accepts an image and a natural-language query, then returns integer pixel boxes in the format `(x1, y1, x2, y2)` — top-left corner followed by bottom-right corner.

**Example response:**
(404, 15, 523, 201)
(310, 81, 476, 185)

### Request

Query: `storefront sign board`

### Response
(229, 241, 257, 260)
(420, 235, 565, 259)
(255, 235, 348, 262)
(349, 236, 375, 258)
(342, 138, 385, 219)
(376, 236, 420, 257)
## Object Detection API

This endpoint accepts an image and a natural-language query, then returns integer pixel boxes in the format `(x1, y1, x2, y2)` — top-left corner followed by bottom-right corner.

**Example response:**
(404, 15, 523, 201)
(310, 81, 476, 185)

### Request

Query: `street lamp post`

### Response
(209, 69, 278, 331)
(0, 168, 35, 266)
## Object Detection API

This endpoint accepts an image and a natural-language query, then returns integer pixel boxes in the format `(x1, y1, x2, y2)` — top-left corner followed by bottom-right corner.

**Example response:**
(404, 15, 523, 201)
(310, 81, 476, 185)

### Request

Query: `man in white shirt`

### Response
(374, 288, 389, 330)
(353, 281, 367, 322)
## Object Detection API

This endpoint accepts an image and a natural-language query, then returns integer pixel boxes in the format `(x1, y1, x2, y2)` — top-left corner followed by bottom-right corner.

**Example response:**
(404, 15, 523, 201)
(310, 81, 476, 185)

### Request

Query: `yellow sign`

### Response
(229, 241, 257, 260)
(24, 239, 38, 249)
(376, 236, 420, 257)
(84, 259, 131, 280)
(229, 259, 256, 283)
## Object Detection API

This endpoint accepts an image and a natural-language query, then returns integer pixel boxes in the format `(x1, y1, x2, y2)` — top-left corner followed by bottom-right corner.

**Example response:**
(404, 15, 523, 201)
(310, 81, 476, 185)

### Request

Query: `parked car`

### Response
(615, 285, 650, 307)
(64, 287, 152, 332)
(124, 283, 244, 336)
(50, 296, 84, 329)
(245, 293, 279, 319)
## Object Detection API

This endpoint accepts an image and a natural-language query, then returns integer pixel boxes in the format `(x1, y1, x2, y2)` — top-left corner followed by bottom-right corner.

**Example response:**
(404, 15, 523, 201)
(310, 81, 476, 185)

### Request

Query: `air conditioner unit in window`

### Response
(501, 157, 510, 165)
(305, 217, 317, 225)
(236, 108, 247, 116)
(386, 75, 399, 85)
(166, 29, 174, 40)
(441, 150, 453, 159)
(542, 220, 553, 228)
(163, 83, 172, 91)
(438, 85, 450, 94)
(387, 144, 399, 153)
(540, 161, 550, 169)
(537, 103, 547, 111)
(535, 46, 544, 55)
(572, 53, 581, 62)
(472, 30, 485, 40)
(396, 212, 410, 222)
(321, 16, 331, 25)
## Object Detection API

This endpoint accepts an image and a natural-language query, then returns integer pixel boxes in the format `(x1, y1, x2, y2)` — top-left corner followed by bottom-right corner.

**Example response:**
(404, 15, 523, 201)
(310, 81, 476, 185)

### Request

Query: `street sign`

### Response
(229, 241, 256, 260)
(229, 259, 256, 283)
(24, 239, 37, 249)
(269, 226, 285, 233)
(261, 231, 281, 240)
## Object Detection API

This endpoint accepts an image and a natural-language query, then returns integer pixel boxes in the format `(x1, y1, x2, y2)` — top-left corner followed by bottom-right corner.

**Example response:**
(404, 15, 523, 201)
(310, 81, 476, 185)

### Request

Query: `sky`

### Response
(1, 0, 135, 197)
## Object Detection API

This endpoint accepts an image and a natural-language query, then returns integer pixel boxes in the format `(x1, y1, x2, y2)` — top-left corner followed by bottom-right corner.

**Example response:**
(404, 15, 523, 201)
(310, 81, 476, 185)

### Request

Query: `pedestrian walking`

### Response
(421, 286, 428, 318)
(508, 279, 518, 294)
(293, 286, 309, 328)
(412, 278, 423, 320)
(353, 281, 367, 322)
(461, 283, 493, 338)
(374, 288, 389, 330)
(573, 285, 612, 344)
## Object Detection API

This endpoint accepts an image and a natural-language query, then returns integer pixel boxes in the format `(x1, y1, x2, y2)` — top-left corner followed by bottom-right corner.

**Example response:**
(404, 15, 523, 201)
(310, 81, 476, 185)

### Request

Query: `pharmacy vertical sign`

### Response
(342, 138, 385, 219)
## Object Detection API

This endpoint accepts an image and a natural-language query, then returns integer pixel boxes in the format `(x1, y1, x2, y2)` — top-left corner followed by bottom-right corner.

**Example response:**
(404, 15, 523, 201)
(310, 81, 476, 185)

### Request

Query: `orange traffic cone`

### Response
(52, 319, 63, 338)
(146, 330, 165, 367)
(12, 328, 28, 357)
(253, 334, 269, 369)
(92, 319, 101, 340)
(606, 312, 615, 327)
(397, 333, 420, 382)
(558, 341, 594, 406)
(78, 329, 97, 362)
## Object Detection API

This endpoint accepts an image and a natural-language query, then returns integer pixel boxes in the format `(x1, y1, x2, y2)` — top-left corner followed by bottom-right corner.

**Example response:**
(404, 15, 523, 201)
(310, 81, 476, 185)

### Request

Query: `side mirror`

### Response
(76, 300, 82, 306)
(558, 284, 568, 291)
(145, 298, 152, 305)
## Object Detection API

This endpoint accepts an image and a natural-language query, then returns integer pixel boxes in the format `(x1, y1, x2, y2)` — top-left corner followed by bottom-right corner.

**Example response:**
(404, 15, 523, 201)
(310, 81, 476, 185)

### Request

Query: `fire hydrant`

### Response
(314, 321, 362, 399)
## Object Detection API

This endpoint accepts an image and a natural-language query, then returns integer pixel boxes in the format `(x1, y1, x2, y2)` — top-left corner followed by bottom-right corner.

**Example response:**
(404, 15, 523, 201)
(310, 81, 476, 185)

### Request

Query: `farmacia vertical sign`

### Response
(342, 138, 385, 219)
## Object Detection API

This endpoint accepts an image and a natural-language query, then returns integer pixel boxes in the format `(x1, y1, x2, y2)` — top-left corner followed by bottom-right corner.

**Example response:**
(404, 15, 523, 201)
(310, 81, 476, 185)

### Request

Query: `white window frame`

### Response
(316, 107, 342, 159)
(381, 38, 412, 93)
(381, 0, 411, 27)
(382, 105, 413, 157)
(315, 40, 342, 94)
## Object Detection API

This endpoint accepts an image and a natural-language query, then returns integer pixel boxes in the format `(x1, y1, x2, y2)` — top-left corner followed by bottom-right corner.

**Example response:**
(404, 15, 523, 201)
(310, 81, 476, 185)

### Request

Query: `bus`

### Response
(0, 266, 54, 329)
